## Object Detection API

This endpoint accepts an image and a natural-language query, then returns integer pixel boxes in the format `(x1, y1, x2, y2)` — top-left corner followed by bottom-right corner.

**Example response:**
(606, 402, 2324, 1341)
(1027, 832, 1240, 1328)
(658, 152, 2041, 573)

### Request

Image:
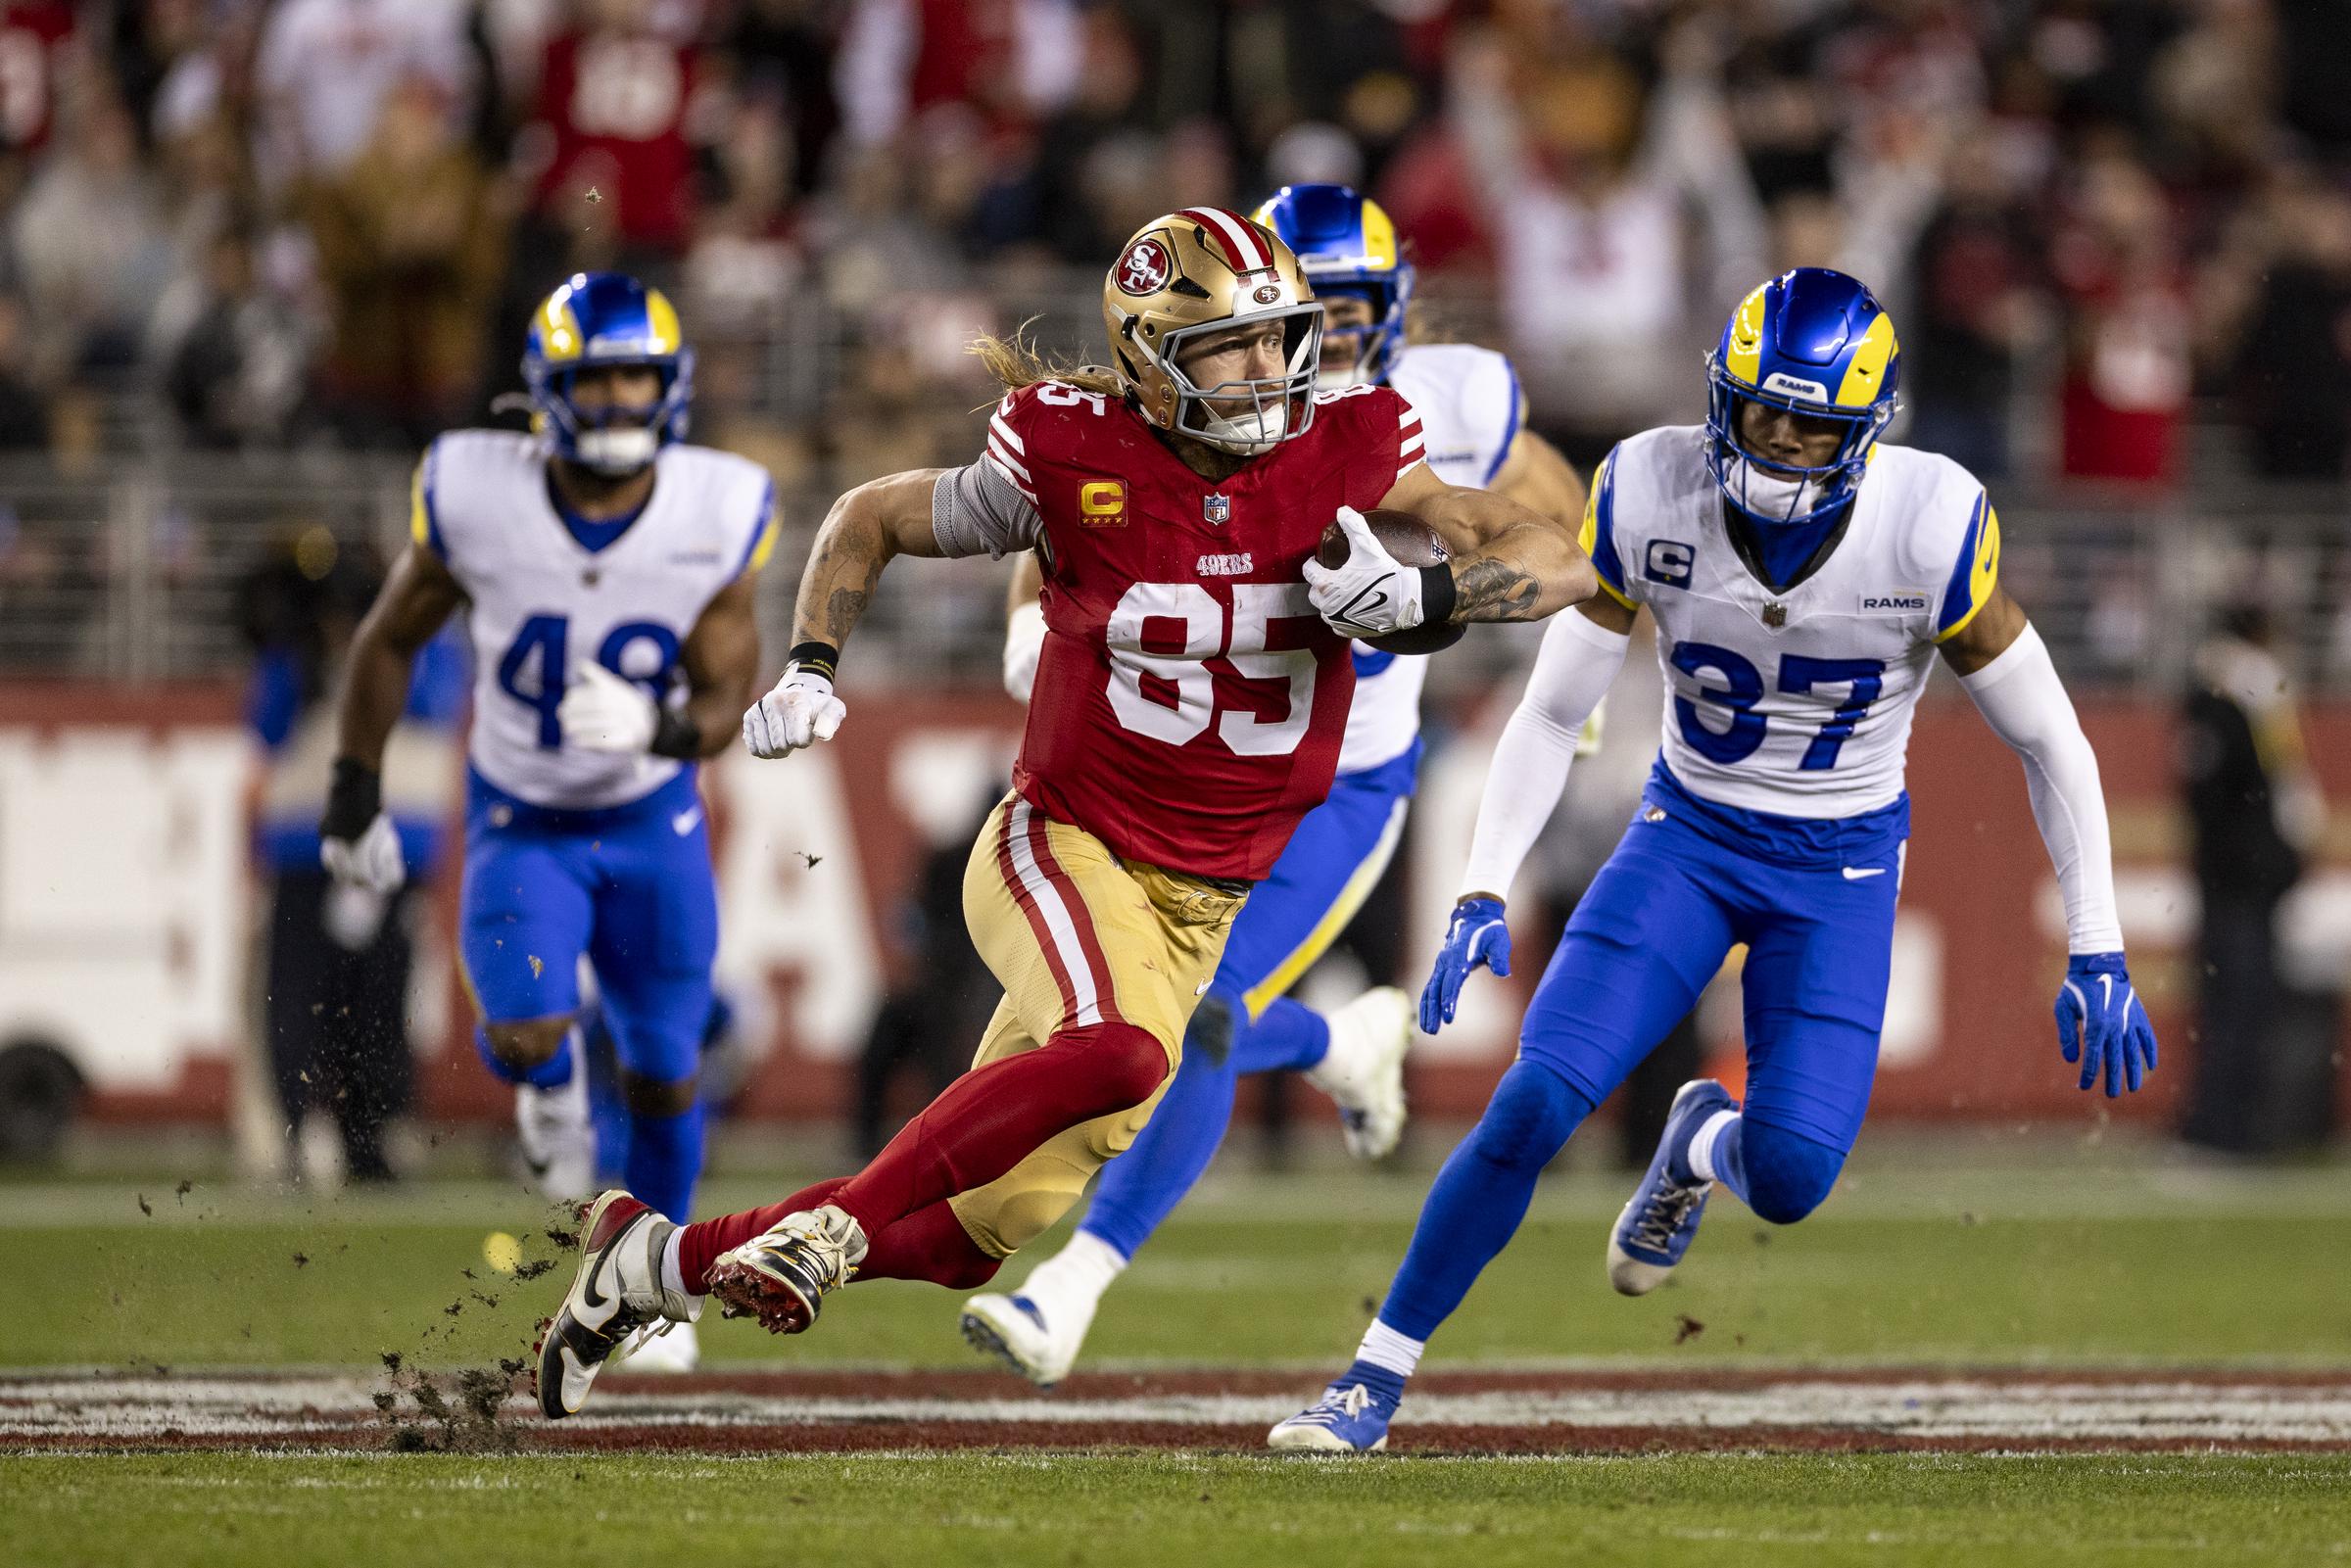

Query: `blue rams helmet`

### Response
(1252, 183, 1415, 389)
(1703, 267, 1900, 528)
(522, 272, 694, 474)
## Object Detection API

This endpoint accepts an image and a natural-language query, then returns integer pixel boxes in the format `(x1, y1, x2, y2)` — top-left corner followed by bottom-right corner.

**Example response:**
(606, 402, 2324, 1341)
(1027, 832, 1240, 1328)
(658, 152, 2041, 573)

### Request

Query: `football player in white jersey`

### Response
(1272, 267, 2161, 1451)
(318, 273, 772, 1371)
(960, 184, 1588, 1388)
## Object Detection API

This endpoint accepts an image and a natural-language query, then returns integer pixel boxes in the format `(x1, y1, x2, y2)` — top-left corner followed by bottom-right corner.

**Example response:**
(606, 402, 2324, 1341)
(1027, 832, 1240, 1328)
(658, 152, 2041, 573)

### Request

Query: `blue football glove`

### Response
(2055, 952, 2159, 1098)
(1419, 896, 1511, 1034)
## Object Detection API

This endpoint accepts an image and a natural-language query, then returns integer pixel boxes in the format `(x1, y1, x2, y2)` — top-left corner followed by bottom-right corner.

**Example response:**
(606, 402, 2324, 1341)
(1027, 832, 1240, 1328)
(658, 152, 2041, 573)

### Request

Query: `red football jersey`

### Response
(0, 2, 73, 152)
(534, 29, 698, 252)
(991, 380, 1426, 880)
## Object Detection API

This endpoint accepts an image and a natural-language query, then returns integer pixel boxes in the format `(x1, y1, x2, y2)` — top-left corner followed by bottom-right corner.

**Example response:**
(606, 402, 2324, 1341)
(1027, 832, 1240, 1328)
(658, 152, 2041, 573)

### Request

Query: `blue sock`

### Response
(473, 1024, 576, 1089)
(1333, 1357, 1407, 1408)
(624, 1101, 705, 1222)
(1230, 995, 1330, 1074)
(1080, 1003, 1245, 1260)
(581, 1010, 631, 1184)
(1377, 1059, 1595, 1341)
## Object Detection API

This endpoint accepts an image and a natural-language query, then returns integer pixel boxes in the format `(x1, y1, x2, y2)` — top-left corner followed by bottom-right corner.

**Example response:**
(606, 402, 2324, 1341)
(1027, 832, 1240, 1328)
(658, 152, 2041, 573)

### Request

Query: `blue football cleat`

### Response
(1267, 1375, 1399, 1452)
(1607, 1078, 1738, 1296)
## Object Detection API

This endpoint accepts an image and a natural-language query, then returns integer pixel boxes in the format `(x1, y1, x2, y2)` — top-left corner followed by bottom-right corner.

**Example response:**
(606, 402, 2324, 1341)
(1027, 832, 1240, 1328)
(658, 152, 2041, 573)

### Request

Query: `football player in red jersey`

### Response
(531, 207, 1597, 1417)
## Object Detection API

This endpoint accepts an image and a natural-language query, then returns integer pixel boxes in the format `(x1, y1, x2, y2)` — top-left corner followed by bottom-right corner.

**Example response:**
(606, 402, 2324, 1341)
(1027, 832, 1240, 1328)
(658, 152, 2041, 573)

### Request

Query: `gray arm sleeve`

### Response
(932, 459, 1043, 560)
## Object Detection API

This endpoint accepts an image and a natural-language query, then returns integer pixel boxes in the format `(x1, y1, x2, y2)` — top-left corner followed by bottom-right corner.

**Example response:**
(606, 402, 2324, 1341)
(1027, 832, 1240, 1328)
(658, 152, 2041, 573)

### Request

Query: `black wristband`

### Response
(786, 641, 840, 683)
(1418, 563, 1458, 628)
(649, 707, 702, 760)
(321, 757, 382, 841)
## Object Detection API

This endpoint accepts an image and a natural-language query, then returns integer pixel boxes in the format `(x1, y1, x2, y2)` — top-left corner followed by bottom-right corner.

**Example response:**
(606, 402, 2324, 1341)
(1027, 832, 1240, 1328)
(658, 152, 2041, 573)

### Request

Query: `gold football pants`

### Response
(945, 793, 1244, 1258)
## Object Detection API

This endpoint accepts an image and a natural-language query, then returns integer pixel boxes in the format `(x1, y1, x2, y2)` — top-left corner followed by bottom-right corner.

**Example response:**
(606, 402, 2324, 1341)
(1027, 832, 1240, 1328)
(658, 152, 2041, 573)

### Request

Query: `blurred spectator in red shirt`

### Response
(2051, 145, 2190, 485)
(835, 0, 1080, 147)
(0, 1, 76, 161)
(528, 0, 710, 262)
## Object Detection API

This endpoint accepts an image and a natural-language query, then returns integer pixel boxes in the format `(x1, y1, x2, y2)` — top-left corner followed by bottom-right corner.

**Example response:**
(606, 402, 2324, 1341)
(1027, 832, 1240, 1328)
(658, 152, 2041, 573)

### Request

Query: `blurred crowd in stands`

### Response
(0, 0, 2347, 492)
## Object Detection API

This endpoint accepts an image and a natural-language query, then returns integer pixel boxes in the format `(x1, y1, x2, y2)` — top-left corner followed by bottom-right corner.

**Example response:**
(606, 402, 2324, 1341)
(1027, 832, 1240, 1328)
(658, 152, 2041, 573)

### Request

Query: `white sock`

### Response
(1688, 1110, 1740, 1183)
(1355, 1318, 1424, 1380)
(1025, 1229, 1127, 1309)
(660, 1226, 693, 1299)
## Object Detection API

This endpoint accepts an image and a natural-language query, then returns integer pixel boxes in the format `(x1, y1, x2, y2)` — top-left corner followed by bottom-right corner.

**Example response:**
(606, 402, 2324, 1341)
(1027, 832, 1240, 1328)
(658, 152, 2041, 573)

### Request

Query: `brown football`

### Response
(1315, 508, 1466, 656)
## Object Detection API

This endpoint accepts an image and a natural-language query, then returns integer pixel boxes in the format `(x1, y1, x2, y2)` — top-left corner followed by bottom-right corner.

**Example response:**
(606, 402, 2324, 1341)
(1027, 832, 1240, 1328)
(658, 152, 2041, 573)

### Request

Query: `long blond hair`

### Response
(968, 324, 1123, 399)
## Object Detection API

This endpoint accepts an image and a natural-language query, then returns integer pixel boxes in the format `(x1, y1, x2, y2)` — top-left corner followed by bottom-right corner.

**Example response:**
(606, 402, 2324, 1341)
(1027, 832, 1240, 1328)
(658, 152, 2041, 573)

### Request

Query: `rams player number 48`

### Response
(318, 274, 773, 1375)
(1271, 267, 2161, 1453)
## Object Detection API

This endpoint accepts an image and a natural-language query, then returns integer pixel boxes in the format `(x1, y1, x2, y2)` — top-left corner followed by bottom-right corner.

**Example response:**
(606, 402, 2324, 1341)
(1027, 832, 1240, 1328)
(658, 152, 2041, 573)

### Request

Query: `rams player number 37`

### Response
(1271, 267, 2162, 1452)
(319, 274, 772, 1373)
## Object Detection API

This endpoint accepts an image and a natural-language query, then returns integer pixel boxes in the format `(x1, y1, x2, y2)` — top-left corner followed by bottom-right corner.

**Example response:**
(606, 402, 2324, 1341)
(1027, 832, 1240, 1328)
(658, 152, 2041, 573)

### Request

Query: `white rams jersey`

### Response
(416, 431, 776, 811)
(1340, 342, 1523, 774)
(1582, 425, 1999, 819)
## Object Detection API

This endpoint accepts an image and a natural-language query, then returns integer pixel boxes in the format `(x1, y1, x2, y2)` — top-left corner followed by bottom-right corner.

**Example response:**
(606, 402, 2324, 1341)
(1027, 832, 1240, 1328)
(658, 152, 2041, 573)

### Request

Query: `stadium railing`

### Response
(0, 451, 2345, 696)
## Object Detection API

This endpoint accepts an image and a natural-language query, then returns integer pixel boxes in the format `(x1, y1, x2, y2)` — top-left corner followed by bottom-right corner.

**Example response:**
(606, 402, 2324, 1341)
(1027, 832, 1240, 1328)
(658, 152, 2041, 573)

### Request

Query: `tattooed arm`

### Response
(787, 468, 953, 653)
(1379, 455, 1597, 623)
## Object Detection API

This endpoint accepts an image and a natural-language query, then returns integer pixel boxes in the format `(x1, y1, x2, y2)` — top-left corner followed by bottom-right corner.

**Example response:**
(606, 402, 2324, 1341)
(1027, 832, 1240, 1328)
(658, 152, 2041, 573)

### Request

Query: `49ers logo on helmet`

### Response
(1116, 237, 1173, 296)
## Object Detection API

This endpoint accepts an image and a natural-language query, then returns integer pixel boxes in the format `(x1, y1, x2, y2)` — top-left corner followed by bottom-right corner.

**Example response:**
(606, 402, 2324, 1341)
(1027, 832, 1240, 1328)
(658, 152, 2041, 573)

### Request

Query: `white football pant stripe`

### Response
(1006, 800, 1105, 1028)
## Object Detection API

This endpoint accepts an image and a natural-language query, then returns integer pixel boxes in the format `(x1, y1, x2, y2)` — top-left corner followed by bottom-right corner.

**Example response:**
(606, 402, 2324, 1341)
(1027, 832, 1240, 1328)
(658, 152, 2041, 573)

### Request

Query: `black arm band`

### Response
(1418, 563, 1459, 627)
(786, 641, 840, 682)
(320, 757, 382, 841)
(649, 707, 703, 761)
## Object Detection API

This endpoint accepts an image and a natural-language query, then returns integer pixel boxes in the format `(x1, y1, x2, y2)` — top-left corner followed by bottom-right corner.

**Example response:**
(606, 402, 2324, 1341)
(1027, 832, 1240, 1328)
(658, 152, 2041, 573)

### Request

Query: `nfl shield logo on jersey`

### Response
(1204, 494, 1230, 526)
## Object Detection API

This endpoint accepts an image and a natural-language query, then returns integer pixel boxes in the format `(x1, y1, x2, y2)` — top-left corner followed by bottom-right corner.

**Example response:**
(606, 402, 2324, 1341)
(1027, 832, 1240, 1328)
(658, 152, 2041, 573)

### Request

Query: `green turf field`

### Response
(8, 1451, 2350, 1568)
(11, 1152, 2351, 1368)
(9, 1142, 2351, 1566)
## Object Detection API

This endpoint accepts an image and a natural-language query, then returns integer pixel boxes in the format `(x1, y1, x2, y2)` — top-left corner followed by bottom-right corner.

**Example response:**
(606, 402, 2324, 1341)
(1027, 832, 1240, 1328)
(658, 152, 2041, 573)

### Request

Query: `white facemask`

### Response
(1724, 453, 1827, 522)
(573, 424, 659, 474)
(1191, 398, 1289, 454)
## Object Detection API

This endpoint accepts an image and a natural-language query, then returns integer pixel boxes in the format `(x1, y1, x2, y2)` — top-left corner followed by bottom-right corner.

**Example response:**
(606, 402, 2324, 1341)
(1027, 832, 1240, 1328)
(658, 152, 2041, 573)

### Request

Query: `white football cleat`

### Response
(515, 1031, 594, 1202)
(613, 1316, 699, 1374)
(1307, 986, 1413, 1160)
(532, 1190, 699, 1419)
(960, 1292, 1084, 1389)
(705, 1205, 868, 1334)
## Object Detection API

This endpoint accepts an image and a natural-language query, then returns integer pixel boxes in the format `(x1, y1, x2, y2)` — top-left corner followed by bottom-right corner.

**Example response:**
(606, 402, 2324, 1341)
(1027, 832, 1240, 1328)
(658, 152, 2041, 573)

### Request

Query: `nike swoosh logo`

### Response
(2099, 974, 2114, 1009)
(1841, 867, 1887, 879)
(672, 807, 703, 836)
(580, 1246, 612, 1311)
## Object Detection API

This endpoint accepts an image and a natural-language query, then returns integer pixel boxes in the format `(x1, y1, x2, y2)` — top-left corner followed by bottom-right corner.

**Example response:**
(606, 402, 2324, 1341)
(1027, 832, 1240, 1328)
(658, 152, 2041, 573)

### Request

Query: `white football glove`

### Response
(1002, 600, 1046, 703)
(743, 666, 846, 758)
(320, 812, 407, 894)
(556, 660, 660, 753)
(1302, 505, 1425, 639)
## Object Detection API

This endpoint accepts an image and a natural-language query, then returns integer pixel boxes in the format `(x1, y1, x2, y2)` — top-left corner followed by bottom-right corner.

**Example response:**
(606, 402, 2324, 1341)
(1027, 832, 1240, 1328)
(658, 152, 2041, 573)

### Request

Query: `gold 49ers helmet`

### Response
(1101, 207, 1323, 455)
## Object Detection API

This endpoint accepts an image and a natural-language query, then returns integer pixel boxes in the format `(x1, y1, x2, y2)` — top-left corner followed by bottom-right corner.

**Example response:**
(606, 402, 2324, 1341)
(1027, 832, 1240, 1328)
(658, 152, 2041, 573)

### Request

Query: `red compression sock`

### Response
(675, 1176, 845, 1292)
(861, 1200, 1000, 1290)
(673, 1181, 997, 1293)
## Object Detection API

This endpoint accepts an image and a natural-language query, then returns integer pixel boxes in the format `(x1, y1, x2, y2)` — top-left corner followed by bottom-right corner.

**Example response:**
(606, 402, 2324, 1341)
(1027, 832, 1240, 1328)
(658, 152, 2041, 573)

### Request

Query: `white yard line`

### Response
(7, 1375, 2351, 1444)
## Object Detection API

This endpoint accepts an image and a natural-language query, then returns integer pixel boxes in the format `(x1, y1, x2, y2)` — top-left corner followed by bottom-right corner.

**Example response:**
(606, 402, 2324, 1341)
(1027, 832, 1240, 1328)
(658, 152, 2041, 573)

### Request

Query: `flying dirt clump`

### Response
(372, 1361, 528, 1453)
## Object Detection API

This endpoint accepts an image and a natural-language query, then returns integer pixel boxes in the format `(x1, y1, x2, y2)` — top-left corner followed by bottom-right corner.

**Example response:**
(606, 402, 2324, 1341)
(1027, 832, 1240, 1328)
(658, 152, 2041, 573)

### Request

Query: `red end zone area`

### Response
(9, 1366, 2351, 1456)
